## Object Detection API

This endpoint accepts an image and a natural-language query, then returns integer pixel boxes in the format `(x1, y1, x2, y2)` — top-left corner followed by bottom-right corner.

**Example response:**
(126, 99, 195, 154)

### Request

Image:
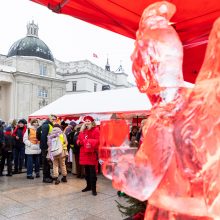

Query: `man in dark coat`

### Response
(40, 115, 57, 183)
(0, 126, 14, 176)
(12, 119, 27, 174)
(0, 120, 5, 162)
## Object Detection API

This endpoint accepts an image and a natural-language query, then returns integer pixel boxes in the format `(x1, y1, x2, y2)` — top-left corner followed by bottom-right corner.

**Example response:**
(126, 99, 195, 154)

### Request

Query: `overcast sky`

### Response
(0, 0, 136, 82)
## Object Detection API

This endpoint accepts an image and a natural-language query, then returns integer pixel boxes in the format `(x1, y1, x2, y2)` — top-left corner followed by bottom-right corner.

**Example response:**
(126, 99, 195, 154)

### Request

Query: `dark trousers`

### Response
(26, 154, 40, 176)
(0, 151, 12, 175)
(41, 149, 51, 178)
(14, 146, 25, 171)
(75, 153, 84, 177)
(84, 165, 97, 189)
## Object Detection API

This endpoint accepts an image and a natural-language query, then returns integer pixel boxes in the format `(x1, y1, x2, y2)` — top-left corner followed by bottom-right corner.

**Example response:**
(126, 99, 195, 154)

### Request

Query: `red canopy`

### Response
(31, 0, 220, 83)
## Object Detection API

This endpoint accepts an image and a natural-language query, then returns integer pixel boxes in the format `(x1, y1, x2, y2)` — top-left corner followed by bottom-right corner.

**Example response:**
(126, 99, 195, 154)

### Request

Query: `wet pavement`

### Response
(0, 172, 127, 220)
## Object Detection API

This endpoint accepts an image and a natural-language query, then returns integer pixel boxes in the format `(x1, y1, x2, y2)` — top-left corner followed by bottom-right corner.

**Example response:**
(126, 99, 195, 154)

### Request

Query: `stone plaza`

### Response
(0, 173, 127, 220)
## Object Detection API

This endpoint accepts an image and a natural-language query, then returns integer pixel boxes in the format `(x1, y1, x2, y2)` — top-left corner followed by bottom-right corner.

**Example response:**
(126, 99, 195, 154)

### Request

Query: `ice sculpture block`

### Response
(99, 120, 138, 180)
(100, 1, 220, 219)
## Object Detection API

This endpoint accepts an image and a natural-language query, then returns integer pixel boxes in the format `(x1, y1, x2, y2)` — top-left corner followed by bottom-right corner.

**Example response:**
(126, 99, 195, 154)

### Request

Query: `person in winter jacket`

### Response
(73, 122, 85, 178)
(12, 119, 27, 174)
(0, 126, 14, 176)
(0, 120, 5, 158)
(40, 115, 56, 183)
(23, 119, 41, 179)
(64, 120, 77, 151)
(64, 120, 77, 173)
(77, 115, 100, 196)
(47, 124, 68, 185)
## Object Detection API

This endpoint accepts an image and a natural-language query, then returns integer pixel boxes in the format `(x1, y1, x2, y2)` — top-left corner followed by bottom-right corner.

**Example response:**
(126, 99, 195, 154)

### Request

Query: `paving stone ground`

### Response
(0, 172, 128, 220)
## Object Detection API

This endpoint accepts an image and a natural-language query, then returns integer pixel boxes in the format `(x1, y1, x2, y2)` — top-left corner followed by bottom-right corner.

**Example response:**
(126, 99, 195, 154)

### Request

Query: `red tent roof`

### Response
(31, 0, 220, 83)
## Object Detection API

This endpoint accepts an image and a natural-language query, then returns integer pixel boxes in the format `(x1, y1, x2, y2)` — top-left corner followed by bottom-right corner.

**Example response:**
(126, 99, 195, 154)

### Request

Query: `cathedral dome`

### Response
(7, 21, 54, 62)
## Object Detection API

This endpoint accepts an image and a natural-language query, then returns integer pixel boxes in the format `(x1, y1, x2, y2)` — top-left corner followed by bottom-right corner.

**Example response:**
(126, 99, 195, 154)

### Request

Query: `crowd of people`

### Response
(0, 114, 100, 196)
(0, 115, 146, 197)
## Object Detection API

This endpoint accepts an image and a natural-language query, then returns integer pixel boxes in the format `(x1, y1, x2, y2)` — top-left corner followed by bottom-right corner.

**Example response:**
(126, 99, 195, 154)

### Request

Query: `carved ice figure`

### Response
(100, 1, 220, 219)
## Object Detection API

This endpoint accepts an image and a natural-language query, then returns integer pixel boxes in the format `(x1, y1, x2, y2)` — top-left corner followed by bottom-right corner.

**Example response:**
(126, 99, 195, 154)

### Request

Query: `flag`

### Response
(93, 53, 98, 58)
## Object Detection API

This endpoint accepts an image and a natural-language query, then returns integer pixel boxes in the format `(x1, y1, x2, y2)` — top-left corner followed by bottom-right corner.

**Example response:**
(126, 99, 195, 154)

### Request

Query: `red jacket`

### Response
(78, 126, 100, 165)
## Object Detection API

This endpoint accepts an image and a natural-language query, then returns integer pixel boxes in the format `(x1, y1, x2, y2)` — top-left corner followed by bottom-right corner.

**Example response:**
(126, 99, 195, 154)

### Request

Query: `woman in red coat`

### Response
(77, 115, 100, 196)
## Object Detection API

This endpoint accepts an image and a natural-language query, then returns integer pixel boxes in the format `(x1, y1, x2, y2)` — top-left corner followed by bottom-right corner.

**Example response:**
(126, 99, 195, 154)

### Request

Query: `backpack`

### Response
(36, 126, 42, 141)
(50, 136, 63, 157)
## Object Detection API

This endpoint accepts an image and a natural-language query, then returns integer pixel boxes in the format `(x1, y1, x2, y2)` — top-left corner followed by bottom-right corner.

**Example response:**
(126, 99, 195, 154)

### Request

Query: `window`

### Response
(39, 64, 47, 76)
(72, 81, 77, 91)
(38, 88, 48, 98)
(94, 83, 97, 92)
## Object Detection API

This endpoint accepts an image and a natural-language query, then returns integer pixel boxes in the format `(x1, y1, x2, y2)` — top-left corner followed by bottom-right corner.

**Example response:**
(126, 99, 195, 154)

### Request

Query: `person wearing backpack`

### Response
(40, 115, 56, 183)
(77, 115, 100, 196)
(47, 124, 68, 185)
(23, 119, 41, 179)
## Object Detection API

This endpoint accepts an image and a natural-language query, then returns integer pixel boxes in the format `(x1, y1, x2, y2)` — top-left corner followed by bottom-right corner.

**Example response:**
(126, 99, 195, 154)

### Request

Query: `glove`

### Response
(99, 159, 104, 165)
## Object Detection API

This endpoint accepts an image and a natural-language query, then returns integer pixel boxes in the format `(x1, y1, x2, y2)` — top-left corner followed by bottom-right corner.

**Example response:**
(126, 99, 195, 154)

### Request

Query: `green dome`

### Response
(7, 36, 54, 62)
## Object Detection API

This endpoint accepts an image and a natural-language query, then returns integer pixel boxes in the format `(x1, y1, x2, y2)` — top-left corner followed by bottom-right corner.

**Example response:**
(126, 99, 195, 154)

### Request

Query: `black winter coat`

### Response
(0, 127, 5, 145)
(0, 127, 5, 153)
(4, 134, 15, 152)
(13, 127, 25, 148)
(40, 120, 53, 150)
(66, 130, 75, 152)
(72, 131, 80, 154)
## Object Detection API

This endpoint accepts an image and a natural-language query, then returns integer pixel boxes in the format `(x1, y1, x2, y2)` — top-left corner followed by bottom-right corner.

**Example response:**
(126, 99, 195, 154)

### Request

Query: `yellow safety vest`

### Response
(59, 134, 67, 150)
(48, 124, 53, 134)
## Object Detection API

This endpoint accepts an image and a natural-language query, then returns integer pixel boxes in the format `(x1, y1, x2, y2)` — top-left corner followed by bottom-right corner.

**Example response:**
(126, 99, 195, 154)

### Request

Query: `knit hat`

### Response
(18, 119, 27, 124)
(69, 120, 77, 127)
(61, 121, 67, 126)
(0, 120, 5, 126)
(5, 126, 12, 132)
(83, 115, 94, 122)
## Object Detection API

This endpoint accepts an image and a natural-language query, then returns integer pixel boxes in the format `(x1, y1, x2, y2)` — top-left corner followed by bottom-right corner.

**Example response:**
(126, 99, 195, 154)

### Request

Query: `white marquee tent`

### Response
(29, 87, 152, 121)
(29, 82, 194, 122)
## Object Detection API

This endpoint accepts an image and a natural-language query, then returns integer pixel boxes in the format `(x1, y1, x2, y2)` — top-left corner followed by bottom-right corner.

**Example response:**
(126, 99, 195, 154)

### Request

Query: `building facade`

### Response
(0, 21, 131, 122)
(56, 58, 131, 93)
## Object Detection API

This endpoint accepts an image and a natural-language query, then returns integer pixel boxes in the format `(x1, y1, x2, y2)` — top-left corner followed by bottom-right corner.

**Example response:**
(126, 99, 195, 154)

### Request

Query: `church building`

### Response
(0, 21, 131, 122)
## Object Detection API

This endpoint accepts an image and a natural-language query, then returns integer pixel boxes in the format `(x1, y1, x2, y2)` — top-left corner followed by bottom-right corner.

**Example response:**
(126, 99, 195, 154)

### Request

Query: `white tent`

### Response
(29, 87, 152, 121)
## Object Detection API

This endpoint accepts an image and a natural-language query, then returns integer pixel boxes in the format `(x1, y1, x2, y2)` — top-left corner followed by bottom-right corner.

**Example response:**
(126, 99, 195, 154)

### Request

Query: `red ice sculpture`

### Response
(100, 1, 220, 219)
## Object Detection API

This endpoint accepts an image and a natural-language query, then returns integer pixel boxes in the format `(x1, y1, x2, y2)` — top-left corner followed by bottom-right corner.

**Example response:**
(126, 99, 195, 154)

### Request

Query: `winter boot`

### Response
(12, 170, 18, 174)
(43, 177, 53, 183)
(54, 177, 60, 185)
(82, 177, 91, 192)
(82, 185, 91, 192)
(91, 177, 97, 196)
(92, 187, 97, 196)
(61, 176, 67, 183)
